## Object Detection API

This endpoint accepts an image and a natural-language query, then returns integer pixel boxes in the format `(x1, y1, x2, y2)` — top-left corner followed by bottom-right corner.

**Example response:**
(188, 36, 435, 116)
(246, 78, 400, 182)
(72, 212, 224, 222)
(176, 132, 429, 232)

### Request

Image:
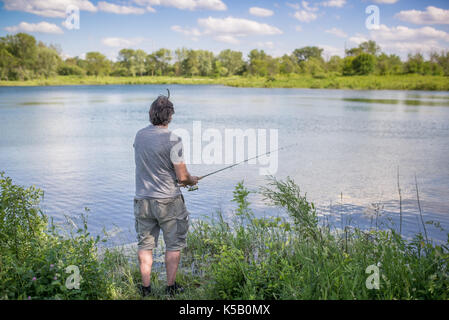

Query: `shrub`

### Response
(352, 53, 376, 75)
(0, 172, 110, 299)
(57, 63, 85, 76)
(183, 177, 449, 300)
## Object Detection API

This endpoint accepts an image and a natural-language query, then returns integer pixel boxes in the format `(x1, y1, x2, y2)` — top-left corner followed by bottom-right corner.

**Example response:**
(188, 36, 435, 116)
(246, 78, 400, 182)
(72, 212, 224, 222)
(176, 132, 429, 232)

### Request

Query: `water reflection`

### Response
(342, 97, 449, 107)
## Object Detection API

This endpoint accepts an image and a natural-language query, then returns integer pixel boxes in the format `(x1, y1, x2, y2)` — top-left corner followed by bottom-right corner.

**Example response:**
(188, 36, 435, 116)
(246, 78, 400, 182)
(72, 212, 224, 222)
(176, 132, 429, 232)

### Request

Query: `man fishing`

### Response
(133, 90, 198, 297)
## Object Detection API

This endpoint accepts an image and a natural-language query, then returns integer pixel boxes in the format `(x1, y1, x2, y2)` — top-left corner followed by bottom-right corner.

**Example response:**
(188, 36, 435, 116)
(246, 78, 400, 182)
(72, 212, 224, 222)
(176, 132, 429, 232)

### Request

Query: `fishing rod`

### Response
(180, 142, 298, 191)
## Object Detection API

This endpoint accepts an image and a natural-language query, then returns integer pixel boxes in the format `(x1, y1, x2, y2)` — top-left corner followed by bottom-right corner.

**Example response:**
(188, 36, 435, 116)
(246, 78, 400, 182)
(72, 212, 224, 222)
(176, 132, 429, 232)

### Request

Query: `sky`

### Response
(0, 0, 449, 61)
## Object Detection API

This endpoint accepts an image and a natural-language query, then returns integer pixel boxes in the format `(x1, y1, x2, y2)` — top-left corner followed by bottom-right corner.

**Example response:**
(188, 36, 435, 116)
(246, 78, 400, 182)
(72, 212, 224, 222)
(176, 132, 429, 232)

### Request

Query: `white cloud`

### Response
(321, 0, 346, 8)
(289, 1, 319, 23)
(214, 35, 240, 44)
(348, 24, 449, 55)
(101, 37, 146, 47)
(325, 27, 347, 38)
(348, 34, 368, 45)
(373, 25, 449, 43)
(133, 0, 226, 11)
(171, 25, 201, 41)
(172, 16, 282, 44)
(97, 2, 146, 14)
(371, 0, 398, 4)
(293, 10, 317, 22)
(395, 6, 449, 25)
(145, 6, 156, 12)
(5, 21, 64, 34)
(171, 25, 201, 37)
(2, 0, 97, 18)
(286, 2, 300, 10)
(302, 1, 318, 12)
(249, 7, 274, 17)
(198, 16, 282, 36)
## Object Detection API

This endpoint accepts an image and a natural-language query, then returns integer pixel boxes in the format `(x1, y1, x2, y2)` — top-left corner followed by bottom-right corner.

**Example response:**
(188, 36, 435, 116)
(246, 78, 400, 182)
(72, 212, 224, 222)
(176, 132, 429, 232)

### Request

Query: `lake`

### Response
(1, 84, 448, 244)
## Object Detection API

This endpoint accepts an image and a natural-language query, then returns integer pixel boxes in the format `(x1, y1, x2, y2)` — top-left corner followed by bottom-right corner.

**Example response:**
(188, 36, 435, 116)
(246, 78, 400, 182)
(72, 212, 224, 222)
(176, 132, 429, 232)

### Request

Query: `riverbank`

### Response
(1, 173, 448, 300)
(1, 75, 449, 90)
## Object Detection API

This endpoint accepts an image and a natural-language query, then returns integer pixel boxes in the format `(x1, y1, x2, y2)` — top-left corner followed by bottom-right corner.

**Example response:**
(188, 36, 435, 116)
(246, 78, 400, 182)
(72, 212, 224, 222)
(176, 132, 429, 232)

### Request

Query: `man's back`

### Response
(134, 125, 181, 199)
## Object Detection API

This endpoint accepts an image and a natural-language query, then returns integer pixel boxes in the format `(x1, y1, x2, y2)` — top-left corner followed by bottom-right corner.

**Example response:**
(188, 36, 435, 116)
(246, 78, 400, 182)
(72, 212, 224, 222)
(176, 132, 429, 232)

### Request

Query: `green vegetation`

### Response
(1, 173, 448, 300)
(1, 34, 448, 90)
(1, 74, 448, 91)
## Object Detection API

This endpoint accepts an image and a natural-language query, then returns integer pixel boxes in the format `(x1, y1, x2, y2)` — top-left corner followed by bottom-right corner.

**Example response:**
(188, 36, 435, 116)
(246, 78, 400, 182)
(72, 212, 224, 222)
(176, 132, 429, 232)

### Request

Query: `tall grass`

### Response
(1, 74, 448, 91)
(181, 179, 449, 299)
(1, 173, 448, 300)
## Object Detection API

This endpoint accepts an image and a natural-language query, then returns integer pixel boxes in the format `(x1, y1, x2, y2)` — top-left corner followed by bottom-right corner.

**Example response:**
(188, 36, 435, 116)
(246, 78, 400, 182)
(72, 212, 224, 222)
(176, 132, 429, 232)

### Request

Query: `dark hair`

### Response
(149, 95, 174, 126)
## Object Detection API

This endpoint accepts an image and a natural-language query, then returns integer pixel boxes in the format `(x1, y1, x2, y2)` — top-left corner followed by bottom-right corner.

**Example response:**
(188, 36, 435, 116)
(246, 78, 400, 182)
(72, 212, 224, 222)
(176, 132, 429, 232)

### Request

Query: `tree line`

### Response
(1, 33, 448, 81)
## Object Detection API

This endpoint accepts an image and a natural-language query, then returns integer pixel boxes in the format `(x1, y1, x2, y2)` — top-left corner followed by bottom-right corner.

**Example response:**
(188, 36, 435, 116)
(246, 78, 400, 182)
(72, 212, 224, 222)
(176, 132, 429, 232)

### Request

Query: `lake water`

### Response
(1, 85, 448, 244)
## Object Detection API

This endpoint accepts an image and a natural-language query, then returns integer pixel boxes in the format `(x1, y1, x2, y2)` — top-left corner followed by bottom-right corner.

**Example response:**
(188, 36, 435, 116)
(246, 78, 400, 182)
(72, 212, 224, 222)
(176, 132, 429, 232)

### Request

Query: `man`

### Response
(133, 92, 198, 297)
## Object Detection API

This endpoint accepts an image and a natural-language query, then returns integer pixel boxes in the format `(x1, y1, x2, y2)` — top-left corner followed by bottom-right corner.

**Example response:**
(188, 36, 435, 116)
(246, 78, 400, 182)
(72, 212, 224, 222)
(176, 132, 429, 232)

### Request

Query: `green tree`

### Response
(174, 47, 188, 76)
(345, 47, 363, 57)
(346, 41, 380, 57)
(144, 53, 157, 76)
(352, 53, 375, 75)
(425, 51, 445, 75)
(300, 57, 324, 75)
(35, 44, 61, 78)
(197, 50, 214, 76)
(376, 53, 402, 75)
(292, 46, 323, 63)
(217, 49, 245, 76)
(423, 60, 443, 75)
(404, 53, 424, 74)
(85, 52, 110, 76)
(326, 55, 343, 74)
(248, 49, 269, 76)
(431, 51, 449, 76)
(0, 46, 17, 80)
(118, 49, 136, 76)
(212, 60, 228, 77)
(1, 33, 38, 79)
(359, 40, 380, 56)
(154, 48, 172, 76)
(342, 56, 355, 76)
(182, 50, 200, 76)
(57, 62, 85, 76)
(6, 33, 37, 69)
(279, 54, 298, 74)
(134, 49, 147, 76)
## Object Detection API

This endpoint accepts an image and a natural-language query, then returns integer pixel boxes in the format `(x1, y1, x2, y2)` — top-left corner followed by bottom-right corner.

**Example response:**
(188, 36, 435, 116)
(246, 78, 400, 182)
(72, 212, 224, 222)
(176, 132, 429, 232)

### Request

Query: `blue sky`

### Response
(1, 0, 449, 61)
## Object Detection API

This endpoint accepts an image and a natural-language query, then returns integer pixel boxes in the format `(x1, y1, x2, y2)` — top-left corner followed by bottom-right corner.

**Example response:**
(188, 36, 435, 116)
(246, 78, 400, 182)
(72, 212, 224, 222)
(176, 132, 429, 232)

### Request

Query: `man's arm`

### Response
(174, 162, 198, 187)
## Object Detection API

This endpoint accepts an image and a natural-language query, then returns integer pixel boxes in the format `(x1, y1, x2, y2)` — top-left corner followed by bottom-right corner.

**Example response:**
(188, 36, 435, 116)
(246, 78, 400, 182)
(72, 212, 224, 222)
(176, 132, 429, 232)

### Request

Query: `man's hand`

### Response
(189, 176, 199, 186)
(174, 162, 198, 187)
(178, 176, 199, 187)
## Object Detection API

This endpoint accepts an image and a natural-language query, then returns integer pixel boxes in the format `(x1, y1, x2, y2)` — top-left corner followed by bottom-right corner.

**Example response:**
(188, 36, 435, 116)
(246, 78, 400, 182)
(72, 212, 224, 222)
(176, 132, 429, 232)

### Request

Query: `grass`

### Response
(1, 74, 449, 91)
(1, 173, 448, 300)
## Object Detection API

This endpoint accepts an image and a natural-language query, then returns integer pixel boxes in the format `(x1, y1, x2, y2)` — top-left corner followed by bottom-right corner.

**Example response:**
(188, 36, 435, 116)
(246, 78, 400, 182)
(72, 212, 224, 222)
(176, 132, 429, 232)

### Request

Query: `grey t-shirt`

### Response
(134, 125, 184, 199)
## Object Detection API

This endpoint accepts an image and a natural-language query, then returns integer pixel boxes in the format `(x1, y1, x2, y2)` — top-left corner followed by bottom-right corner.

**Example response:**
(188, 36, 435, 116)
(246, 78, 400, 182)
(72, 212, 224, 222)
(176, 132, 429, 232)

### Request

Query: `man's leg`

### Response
(165, 250, 180, 286)
(138, 249, 153, 287)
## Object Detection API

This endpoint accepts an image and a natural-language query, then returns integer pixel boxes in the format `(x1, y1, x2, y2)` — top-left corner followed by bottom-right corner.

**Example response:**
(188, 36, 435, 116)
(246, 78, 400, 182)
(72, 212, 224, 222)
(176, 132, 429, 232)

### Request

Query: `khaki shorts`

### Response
(134, 195, 189, 251)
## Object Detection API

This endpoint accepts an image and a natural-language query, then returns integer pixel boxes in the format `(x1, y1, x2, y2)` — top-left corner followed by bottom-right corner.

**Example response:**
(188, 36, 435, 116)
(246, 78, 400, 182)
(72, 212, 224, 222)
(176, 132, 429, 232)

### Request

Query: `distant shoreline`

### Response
(1, 75, 449, 91)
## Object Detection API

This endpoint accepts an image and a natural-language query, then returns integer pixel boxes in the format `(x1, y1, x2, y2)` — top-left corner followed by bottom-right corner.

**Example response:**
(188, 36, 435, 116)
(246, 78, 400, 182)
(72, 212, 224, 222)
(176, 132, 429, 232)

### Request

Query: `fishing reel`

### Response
(176, 181, 199, 192)
(187, 185, 198, 192)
